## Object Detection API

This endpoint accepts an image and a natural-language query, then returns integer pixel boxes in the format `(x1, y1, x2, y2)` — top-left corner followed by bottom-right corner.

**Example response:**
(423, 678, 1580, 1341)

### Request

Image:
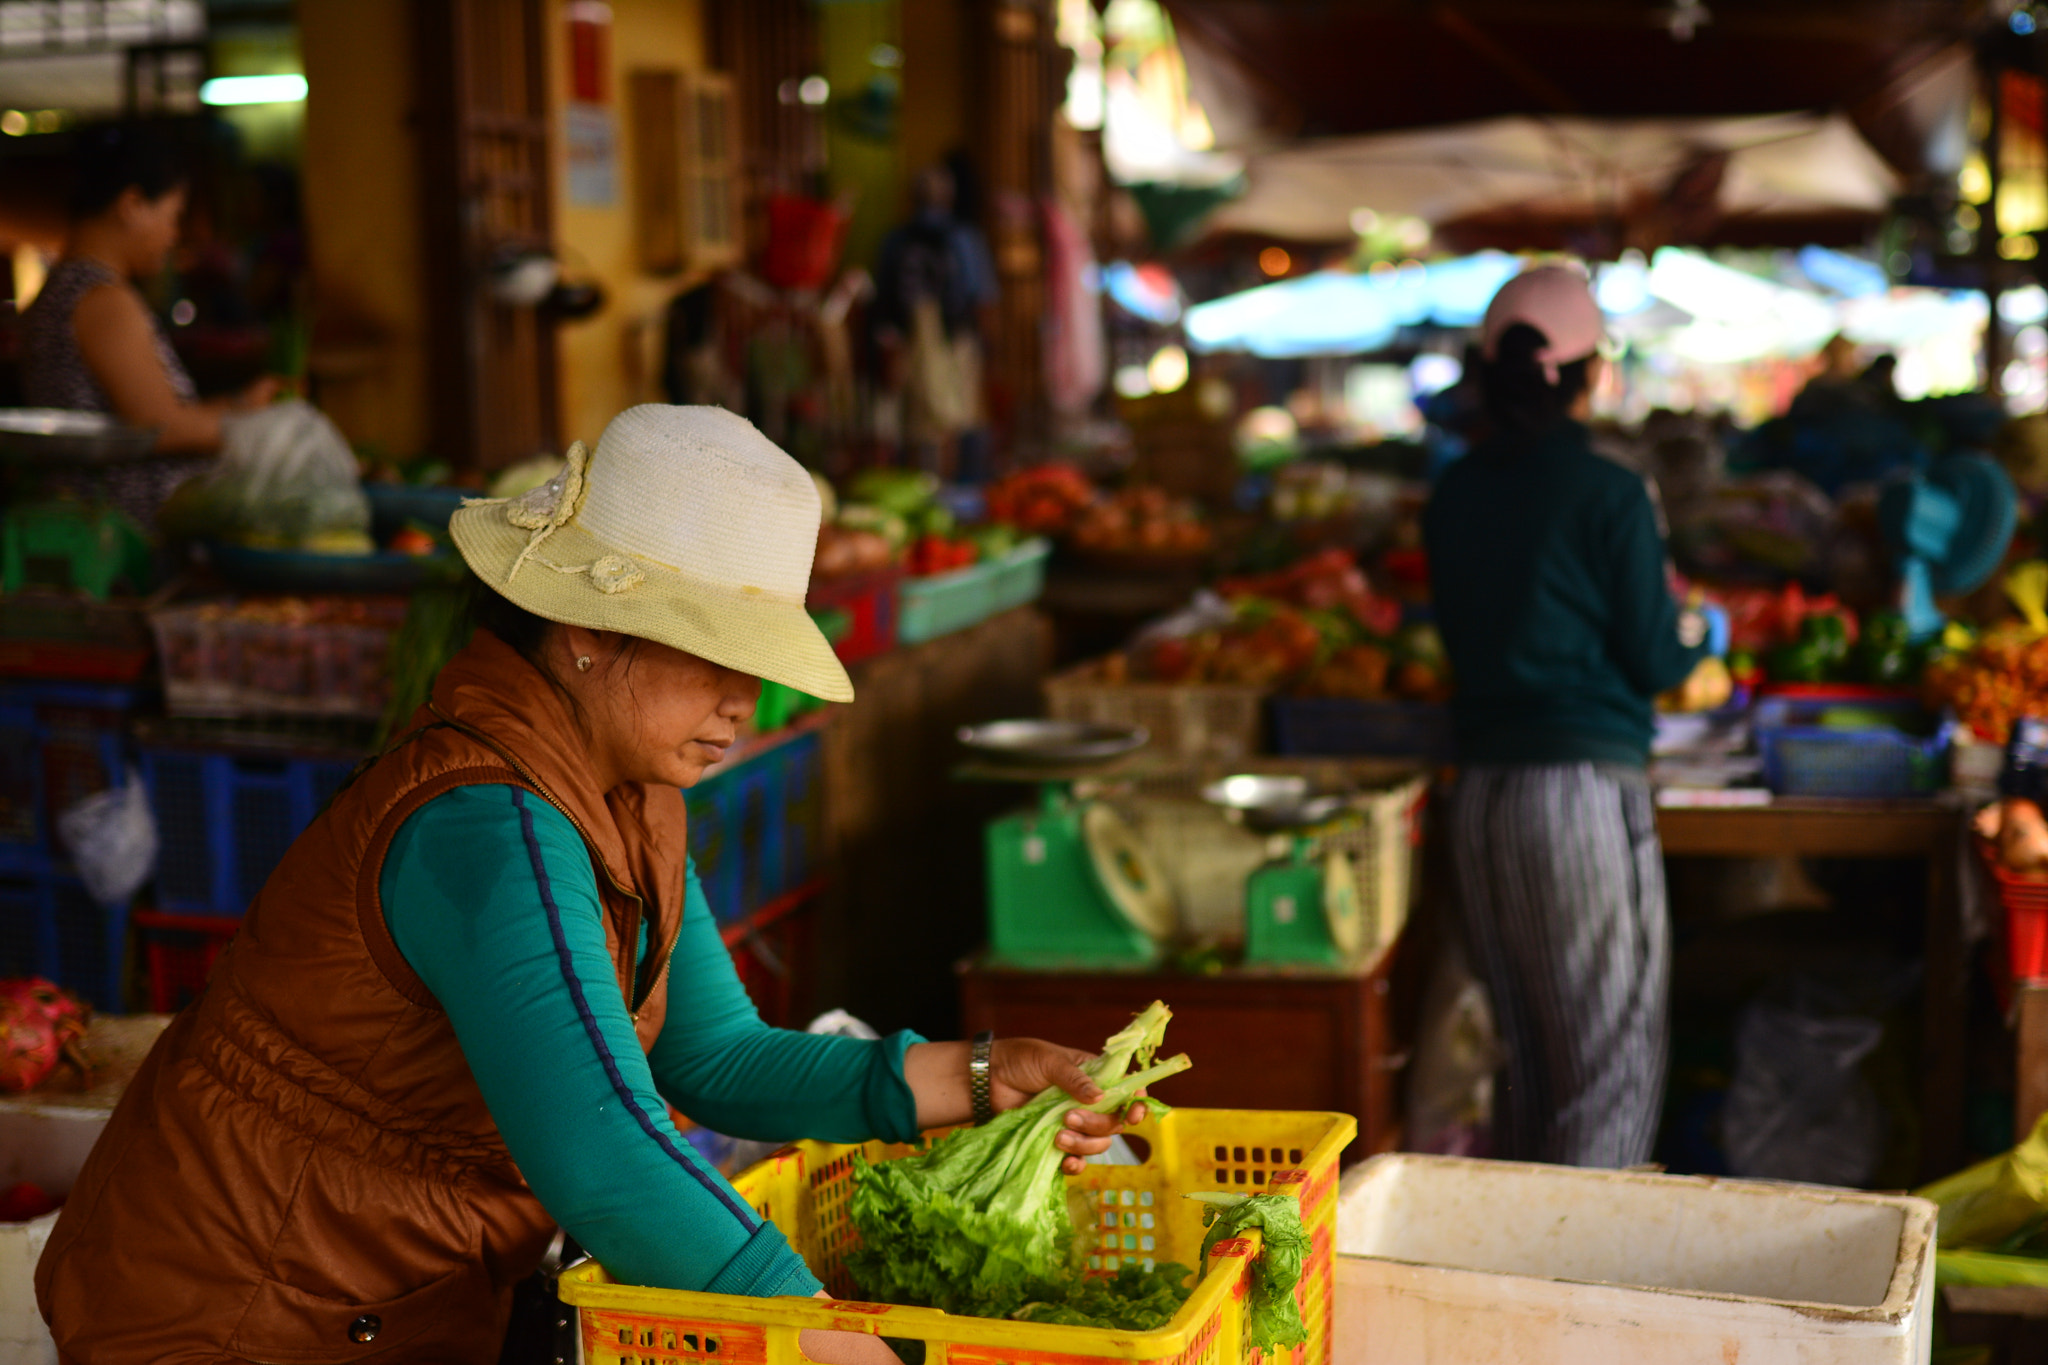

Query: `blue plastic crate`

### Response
(780, 730, 823, 895)
(686, 770, 740, 924)
(683, 729, 823, 924)
(729, 758, 787, 916)
(1269, 696, 1454, 761)
(1754, 698, 1953, 799)
(0, 870, 128, 1010)
(0, 681, 139, 876)
(139, 747, 360, 914)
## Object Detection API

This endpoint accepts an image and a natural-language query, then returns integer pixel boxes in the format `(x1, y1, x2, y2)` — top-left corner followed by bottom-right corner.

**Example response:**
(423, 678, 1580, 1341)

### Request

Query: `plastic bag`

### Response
(1405, 936, 1500, 1158)
(160, 401, 371, 549)
(1720, 1000, 1883, 1187)
(1916, 1111, 2048, 1287)
(55, 767, 157, 908)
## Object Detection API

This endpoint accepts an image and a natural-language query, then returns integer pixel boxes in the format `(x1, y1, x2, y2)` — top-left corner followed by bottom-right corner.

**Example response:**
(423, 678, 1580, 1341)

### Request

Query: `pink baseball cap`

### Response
(1480, 263, 1605, 381)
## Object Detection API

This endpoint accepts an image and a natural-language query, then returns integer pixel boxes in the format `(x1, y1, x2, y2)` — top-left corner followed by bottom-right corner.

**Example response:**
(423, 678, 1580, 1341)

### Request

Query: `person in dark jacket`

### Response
(1423, 264, 1711, 1168)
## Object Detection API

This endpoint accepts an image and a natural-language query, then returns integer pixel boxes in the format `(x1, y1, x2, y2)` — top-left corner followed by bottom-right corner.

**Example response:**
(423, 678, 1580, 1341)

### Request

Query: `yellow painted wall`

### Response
(545, 0, 710, 448)
(298, 0, 429, 456)
(821, 1, 901, 275)
(301, 0, 712, 459)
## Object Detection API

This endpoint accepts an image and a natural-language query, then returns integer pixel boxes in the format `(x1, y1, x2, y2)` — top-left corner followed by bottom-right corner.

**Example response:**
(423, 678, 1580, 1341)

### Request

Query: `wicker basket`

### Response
(1045, 660, 1266, 760)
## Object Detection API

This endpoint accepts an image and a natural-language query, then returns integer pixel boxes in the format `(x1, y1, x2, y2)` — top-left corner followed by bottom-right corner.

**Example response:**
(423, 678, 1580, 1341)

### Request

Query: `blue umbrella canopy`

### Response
(1184, 252, 1522, 358)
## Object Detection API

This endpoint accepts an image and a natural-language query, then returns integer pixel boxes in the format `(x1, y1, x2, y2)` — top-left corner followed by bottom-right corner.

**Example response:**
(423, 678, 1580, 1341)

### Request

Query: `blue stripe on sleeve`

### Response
(511, 787, 760, 1230)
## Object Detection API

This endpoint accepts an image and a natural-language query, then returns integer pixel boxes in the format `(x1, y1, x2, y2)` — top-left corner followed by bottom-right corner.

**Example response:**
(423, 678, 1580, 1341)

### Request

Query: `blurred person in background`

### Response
(22, 122, 278, 523)
(1424, 264, 1717, 1169)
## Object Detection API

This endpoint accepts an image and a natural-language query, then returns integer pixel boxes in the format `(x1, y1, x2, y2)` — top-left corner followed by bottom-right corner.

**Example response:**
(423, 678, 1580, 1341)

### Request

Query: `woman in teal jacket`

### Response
(1424, 267, 1710, 1170)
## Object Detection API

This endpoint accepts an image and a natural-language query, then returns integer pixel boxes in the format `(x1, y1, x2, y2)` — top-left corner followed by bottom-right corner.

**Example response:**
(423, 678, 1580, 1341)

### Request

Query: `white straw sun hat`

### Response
(450, 404, 854, 703)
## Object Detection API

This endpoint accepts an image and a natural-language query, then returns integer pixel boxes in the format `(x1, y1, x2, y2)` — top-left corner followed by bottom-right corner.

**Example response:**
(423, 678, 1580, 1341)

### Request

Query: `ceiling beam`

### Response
(1427, 3, 1581, 114)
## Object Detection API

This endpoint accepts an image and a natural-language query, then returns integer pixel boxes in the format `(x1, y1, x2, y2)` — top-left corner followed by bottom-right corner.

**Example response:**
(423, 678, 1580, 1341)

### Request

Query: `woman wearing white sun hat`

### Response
(39, 406, 1142, 1365)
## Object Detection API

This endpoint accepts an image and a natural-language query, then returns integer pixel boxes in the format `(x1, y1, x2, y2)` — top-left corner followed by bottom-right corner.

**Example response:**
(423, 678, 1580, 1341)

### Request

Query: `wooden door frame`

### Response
(416, 0, 562, 470)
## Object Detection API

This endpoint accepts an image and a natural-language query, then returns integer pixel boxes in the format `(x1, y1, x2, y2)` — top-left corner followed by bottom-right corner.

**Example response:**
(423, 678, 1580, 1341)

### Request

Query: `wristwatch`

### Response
(969, 1030, 995, 1126)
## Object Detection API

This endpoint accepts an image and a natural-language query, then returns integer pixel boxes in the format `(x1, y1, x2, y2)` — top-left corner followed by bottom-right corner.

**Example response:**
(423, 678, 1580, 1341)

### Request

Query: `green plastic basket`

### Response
(897, 538, 1050, 645)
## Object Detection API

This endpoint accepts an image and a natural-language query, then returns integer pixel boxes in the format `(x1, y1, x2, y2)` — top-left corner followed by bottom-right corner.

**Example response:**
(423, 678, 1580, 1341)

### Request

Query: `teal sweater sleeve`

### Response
(1595, 469, 1708, 699)
(382, 785, 838, 1297)
(651, 881, 924, 1145)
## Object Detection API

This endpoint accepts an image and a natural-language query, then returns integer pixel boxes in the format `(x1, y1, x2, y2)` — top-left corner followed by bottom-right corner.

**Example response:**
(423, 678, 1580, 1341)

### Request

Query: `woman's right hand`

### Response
(798, 1294, 906, 1365)
(232, 375, 284, 410)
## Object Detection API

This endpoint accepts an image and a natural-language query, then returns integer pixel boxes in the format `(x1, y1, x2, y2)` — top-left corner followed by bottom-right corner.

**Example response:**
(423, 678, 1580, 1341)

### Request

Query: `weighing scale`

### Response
(958, 721, 1176, 968)
(1203, 774, 1367, 969)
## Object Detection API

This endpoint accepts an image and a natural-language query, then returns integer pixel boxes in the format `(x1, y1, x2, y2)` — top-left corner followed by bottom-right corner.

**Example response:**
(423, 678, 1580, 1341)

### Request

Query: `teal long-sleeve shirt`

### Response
(380, 783, 925, 1297)
(1423, 420, 1706, 767)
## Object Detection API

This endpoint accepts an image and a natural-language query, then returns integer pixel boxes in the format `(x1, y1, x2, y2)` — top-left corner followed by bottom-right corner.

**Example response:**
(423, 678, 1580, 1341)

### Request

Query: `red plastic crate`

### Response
(1980, 839, 2048, 986)
(807, 569, 900, 666)
(722, 881, 822, 1029)
(133, 908, 240, 1012)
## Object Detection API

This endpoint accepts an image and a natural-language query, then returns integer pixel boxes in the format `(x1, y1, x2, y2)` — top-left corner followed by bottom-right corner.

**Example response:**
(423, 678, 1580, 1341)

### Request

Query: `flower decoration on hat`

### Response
(586, 555, 645, 594)
(462, 439, 650, 595)
(499, 439, 590, 587)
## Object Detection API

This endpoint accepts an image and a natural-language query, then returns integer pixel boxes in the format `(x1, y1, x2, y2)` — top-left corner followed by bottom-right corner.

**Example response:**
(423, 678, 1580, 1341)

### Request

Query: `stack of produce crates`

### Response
(684, 726, 827, 1027)
(133, 717, 366, 1011)
(0, 680, 142, 1009)
(685, 728, 824, 927)
(562, 1107, 1354, 1365)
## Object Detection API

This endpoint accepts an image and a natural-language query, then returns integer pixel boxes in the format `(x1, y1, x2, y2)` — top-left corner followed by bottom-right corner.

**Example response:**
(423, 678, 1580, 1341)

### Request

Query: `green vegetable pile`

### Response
(1189, 1192, 1310, 1353)
(846, 1002, 1192, 1323)
(1010, 1261, 1197, 1329)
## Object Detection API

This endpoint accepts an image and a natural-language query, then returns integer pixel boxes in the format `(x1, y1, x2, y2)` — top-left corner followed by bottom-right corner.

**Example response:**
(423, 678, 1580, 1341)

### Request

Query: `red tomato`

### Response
(0, 1181, 60, 1222)
(389, 527, 438, 557)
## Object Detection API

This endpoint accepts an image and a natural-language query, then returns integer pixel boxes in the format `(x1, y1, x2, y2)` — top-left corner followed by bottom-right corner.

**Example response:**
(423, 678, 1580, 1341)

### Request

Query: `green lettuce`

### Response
(1189, 1192, 1309, 1353)
(1012, 1261, 1196, 1329)
(847, 1001, 1191, 1319)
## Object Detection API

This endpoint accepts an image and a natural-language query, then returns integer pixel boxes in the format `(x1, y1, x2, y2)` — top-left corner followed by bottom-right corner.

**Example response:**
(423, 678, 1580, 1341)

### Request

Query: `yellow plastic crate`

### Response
(561, 1107, 1355, 1365)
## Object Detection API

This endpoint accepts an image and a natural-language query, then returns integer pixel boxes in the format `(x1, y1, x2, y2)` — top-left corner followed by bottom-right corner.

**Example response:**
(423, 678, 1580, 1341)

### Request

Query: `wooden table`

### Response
(1656, 800, 1967, 1180)
(958, 945, 1405, 1162)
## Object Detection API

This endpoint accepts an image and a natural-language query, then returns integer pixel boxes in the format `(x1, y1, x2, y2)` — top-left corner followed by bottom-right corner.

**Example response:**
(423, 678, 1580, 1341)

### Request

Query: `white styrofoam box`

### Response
(0, 1016, 167, 1365)
(0, 1213, 57, 1365)
(1334, 1154, 1936, 1365)
(0, 1105, 114, 1365)
(0, 1106, 111, 1197)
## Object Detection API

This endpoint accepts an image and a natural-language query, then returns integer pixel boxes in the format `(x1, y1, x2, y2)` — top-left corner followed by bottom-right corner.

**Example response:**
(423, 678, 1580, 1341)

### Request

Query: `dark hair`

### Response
(465, 573, 645, 723)
(68, 122, 187, 220)
(1479, 322, 1591, 436)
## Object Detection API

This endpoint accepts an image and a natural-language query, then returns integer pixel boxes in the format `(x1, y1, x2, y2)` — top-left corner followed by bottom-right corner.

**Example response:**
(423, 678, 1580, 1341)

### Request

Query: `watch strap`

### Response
(969, 1030, 995, 1126)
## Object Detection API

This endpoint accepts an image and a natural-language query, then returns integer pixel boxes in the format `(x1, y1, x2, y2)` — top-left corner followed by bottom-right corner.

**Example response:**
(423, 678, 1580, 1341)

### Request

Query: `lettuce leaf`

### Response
(847, 1001, 1191, 1318)
(1189, 1191, 1309, 1353)
(1011, 1261, 1196, 1329)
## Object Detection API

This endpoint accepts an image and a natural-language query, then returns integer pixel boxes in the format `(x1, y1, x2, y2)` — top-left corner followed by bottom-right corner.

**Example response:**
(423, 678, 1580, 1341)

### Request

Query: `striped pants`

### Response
(1447, 763, 1670, 1168)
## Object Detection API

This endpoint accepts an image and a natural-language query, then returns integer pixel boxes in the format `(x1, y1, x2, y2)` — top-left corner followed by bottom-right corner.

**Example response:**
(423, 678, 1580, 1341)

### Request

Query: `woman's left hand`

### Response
(988, 1038, 1149, 1176)
(902, 1038, 1149, 1175)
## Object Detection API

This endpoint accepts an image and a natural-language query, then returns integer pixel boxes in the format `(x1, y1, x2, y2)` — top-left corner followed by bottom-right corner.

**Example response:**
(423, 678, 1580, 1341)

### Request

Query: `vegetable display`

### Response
(985, 464, 1097, 536)
(1217, 549, 1401, 638)
(1010, 1261, 1197, 1329)
(1188, 1192, 1310, 1353)
(846, 1002, 1191, 1321)
(1925, 627, 2048, 744)
(1071, 487, 1212, 556)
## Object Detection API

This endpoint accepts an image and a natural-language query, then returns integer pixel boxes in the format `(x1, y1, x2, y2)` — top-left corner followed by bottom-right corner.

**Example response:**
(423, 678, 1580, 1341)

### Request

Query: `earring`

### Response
(576, 655, 593, 672)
